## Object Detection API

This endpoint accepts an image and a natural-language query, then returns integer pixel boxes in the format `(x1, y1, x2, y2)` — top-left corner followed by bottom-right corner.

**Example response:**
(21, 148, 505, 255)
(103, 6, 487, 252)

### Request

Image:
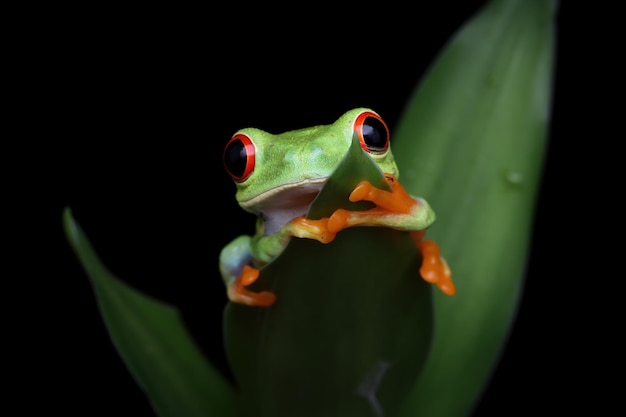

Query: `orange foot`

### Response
(411, 230, 455, 296)
(350, 174, 417, 213)
(227, 265, 277, 307)
(327, 174, 420, 232)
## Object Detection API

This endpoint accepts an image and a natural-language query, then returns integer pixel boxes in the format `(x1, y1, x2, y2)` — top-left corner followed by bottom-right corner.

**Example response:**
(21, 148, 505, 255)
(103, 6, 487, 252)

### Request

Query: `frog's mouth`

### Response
(239, 177, 328, 236)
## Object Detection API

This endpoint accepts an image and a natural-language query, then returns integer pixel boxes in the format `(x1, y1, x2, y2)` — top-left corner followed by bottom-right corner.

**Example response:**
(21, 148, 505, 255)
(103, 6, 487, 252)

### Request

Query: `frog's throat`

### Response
(238, 177, 328, 211)
(239, 177, 328, 236)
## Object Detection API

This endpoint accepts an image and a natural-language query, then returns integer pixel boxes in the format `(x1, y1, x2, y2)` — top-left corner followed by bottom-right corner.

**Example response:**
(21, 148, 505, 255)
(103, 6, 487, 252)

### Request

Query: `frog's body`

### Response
(220, 108, 454, 306)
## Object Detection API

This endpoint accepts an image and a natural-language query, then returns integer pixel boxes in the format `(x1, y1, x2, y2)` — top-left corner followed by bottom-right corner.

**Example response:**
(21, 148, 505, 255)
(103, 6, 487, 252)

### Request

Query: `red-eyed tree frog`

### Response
(220, 108, 455, 307)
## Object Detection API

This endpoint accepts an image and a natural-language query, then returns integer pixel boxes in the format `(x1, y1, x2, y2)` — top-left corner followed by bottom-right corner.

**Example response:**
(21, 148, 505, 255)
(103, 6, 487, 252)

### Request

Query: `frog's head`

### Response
(223, 108, 399, 234)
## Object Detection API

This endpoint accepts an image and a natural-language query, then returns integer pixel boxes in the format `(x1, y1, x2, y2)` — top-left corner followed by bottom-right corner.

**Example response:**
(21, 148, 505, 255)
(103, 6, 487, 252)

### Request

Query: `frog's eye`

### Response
(224, 132, 255, 182)
(354, 110, 390, 155)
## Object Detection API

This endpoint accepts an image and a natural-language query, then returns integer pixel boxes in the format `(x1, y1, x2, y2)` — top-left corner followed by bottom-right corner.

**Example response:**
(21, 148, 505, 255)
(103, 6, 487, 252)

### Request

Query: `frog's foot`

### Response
(327, 174, 419, 233)
(227, 265, 276, 307)
(351, 174, 417, 214)
(288, 216, 337, 244)
(411, 230, 456, 296)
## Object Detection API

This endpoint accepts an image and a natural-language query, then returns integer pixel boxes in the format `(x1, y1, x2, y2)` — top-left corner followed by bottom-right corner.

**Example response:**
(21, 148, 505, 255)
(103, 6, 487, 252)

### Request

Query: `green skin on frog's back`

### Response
(220, 108, 455, 307)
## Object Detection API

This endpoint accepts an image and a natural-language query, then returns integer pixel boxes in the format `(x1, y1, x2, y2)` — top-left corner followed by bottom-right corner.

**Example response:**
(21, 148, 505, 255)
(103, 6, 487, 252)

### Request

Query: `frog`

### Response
(220, 108, 455, 307)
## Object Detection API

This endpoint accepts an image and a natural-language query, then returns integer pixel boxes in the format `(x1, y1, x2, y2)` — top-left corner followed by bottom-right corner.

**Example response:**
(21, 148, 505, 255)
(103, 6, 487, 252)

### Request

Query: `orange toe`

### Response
(228, 266, 276, 307)
(240, 265, 260, 286)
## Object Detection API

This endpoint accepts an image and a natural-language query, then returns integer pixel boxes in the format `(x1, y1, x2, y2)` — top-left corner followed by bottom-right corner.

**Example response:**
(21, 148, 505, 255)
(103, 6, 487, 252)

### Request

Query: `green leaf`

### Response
(224, 137, 433, 417)
(63, 207, 236, 417)
(391, 0, 556, 416)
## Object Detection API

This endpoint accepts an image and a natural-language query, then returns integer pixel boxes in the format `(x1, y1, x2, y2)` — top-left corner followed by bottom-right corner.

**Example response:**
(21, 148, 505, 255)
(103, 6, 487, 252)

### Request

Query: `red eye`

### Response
(223, 133, 255, 182)
(354, 110, 390, 155)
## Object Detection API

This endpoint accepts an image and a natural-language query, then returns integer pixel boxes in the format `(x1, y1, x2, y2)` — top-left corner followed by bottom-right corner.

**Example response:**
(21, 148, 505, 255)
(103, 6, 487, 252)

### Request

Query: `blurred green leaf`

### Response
(63, 208, 236, 417)
(224, 137, 434, 417)
(391, 0, 556, 416)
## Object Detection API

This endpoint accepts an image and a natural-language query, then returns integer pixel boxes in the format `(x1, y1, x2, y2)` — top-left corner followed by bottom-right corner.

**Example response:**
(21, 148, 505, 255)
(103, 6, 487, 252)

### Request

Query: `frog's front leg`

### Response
(328, 174, 456, 296)
(220, 218, 338, 307)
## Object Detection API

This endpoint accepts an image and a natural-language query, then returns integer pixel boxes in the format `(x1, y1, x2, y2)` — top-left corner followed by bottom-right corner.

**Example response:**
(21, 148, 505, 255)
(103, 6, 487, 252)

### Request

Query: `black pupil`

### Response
(224, 139, 247, 178)
(362, 116, 387, 150)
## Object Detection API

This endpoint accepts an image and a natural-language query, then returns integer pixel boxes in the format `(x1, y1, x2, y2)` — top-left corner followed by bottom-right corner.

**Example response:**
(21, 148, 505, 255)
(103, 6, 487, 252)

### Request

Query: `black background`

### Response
(24, 1, 598, 416)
